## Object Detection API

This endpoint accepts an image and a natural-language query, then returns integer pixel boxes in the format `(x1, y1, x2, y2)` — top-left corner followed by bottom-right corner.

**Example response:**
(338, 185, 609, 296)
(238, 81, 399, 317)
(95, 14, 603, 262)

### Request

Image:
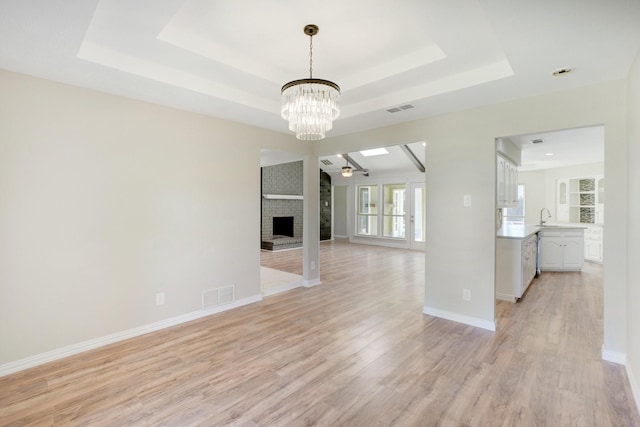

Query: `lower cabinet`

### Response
(540, 229, 584, 271)
(584, 225, 603, 263)
(496, 233, 538, 302)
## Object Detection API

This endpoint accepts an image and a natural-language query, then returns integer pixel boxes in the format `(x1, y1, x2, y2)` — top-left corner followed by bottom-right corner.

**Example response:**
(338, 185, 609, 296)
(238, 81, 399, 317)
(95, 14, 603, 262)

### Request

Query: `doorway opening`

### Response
(494, 125, 604, 326)
(259, 149, 304, 296)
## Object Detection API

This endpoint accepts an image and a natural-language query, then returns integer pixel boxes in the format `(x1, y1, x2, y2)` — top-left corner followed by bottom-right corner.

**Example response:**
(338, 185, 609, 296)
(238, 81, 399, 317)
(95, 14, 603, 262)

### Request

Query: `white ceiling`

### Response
(320, 142, 427, 177)
(262, 142, 427, 179)
(507, 126, 604, 172)
(1, 0, 639, 142)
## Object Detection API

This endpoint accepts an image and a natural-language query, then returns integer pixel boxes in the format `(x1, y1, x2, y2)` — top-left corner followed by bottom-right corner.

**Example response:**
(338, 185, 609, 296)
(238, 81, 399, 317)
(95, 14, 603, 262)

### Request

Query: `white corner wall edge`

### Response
(423, 305, 496, 332)
(0, 294, 263, 378)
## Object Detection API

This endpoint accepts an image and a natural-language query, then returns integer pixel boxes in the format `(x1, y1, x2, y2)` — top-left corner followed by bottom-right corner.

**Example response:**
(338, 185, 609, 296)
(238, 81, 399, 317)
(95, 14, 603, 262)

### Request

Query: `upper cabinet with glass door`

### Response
(496, 154, 519, 208)
(496, 137, 521, 209)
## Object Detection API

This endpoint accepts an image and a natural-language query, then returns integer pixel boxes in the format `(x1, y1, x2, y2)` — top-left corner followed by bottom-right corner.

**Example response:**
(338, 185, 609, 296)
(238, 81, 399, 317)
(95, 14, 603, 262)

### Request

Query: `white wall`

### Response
(0, 69, 314, 367)
(519, 162, 604, 224)
(517, 170, 546, 224)
(317, 80, 629, 345)
(626, 48, 640, 409)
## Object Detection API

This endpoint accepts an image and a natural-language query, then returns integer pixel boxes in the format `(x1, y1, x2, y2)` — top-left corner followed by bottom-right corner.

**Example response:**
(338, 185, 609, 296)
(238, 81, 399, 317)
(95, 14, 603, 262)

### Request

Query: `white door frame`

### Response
(409, 182, 426, 251)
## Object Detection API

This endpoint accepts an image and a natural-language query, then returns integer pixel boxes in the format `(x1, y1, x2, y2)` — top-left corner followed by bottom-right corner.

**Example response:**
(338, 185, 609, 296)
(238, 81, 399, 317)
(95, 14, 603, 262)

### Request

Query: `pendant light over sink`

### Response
(281, 24, 340, 141)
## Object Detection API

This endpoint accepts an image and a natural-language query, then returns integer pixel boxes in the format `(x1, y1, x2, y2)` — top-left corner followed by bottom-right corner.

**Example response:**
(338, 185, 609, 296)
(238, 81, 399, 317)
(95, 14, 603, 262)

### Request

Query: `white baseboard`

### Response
(496, 292, 517, 302)
(349, 236, 409, 249)
(303, 278, 322, 288)
(0, 294, 263, 378)
(626, 362, 640, 418)
(602, 345, 626, 364)
(601, 347, 640, 415)
(423, 305, 496, 331)
(262, 281, 304, 297)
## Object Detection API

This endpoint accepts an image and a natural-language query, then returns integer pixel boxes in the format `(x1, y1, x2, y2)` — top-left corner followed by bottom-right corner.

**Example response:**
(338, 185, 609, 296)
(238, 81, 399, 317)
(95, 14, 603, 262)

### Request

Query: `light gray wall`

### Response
(626, 48, 640, 406)
(0, 68, 316, 366)
(517, 170, 546, 224)
(333, 186, 348, 238)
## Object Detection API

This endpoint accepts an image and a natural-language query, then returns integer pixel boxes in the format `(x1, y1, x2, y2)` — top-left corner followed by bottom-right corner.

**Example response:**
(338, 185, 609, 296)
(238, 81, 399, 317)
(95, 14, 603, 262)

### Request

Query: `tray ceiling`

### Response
(1, 0, 640, 138)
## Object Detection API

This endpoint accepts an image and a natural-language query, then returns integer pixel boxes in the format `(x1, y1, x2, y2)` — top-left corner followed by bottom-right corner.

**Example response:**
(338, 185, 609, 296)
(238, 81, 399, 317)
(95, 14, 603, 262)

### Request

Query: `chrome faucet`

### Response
(539, 208, 552, 225)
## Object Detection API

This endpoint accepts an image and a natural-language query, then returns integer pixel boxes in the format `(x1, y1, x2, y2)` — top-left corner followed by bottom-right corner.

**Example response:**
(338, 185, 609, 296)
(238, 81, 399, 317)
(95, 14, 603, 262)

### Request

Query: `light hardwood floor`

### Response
(1, 240, 638, 426)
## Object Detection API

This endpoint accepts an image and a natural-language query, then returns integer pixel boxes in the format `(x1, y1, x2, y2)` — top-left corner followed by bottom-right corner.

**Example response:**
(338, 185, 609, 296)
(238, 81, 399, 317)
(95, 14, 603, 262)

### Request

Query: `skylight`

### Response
(360, 148, 388, 157)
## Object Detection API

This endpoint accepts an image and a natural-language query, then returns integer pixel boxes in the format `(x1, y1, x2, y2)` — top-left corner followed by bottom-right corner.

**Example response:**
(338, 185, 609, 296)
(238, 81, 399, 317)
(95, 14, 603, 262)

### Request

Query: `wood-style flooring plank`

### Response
(0, 240, 638, 426)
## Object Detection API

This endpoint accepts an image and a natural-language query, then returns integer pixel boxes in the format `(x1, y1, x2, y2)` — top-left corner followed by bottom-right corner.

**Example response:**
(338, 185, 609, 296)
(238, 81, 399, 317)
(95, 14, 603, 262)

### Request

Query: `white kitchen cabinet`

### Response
(584, 225, 603, 263)
(496, 154, 518, 208)
(497, 156, 505, 207)
(540, 229, 584, 271)
(496, 232, 538, 302)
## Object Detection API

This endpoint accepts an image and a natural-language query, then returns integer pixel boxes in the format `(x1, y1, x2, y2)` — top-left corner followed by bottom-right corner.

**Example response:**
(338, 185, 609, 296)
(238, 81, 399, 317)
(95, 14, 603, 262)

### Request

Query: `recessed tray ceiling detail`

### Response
(77, 0, 513, 119)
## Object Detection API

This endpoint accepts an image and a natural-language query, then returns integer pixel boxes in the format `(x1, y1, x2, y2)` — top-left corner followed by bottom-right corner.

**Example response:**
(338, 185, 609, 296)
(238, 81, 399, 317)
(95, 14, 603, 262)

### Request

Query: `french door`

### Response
(409, 182, 426, 250)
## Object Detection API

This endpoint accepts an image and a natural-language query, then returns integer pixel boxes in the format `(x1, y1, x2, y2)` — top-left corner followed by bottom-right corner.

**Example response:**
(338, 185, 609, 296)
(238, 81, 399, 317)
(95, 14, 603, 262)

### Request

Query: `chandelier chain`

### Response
(309, 33, 313, 79)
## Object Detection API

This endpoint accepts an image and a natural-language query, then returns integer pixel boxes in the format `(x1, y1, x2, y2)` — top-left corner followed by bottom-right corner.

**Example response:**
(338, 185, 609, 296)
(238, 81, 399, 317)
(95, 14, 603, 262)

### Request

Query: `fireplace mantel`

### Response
(262, 194, 303, 200)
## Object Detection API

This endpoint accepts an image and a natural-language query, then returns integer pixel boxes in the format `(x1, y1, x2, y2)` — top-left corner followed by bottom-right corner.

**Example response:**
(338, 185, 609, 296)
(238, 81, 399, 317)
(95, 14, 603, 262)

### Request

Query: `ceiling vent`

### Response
(530, 139, 544, 144)
(321, 159, 333, 165)
(552, 67, 574, 76)
(386, 104, 415, 113)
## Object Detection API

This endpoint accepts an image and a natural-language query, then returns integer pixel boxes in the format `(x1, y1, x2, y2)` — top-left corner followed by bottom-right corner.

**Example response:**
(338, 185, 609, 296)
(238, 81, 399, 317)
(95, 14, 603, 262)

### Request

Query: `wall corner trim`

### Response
(422, 305, 496, 331)
(0, 294, 263, 378)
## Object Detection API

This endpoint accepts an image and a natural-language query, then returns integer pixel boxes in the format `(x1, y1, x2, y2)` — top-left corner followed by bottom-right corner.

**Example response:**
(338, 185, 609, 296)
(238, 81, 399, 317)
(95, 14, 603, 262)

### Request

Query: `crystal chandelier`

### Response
(281, 25, 340, 141)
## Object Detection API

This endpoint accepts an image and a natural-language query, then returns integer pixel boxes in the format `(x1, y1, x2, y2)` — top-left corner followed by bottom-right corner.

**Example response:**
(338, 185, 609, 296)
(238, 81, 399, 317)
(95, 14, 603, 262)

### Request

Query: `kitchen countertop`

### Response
(497, 224, 541, 239)
(497, 223, 587, 239)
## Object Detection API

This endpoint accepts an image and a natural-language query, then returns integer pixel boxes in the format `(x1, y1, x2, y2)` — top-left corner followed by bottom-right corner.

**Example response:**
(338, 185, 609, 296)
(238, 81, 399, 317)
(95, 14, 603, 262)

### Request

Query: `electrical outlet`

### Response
(156, 292, 165, 306)
(463, 289, 471, 301)
(463, 195, 472, 207)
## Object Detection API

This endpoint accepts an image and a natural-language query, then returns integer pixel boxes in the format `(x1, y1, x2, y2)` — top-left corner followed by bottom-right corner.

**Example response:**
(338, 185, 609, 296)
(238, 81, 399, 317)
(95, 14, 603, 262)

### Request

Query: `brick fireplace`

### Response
(261, 161, 303, 250)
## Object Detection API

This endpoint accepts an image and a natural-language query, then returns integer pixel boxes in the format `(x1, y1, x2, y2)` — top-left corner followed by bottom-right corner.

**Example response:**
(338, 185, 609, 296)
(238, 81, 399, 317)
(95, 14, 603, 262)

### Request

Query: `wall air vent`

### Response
(202, 285, 235, 309)
(531, 139, 544, 144)
(321, 159, 333, 165)
(386, 104, 415, 113)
